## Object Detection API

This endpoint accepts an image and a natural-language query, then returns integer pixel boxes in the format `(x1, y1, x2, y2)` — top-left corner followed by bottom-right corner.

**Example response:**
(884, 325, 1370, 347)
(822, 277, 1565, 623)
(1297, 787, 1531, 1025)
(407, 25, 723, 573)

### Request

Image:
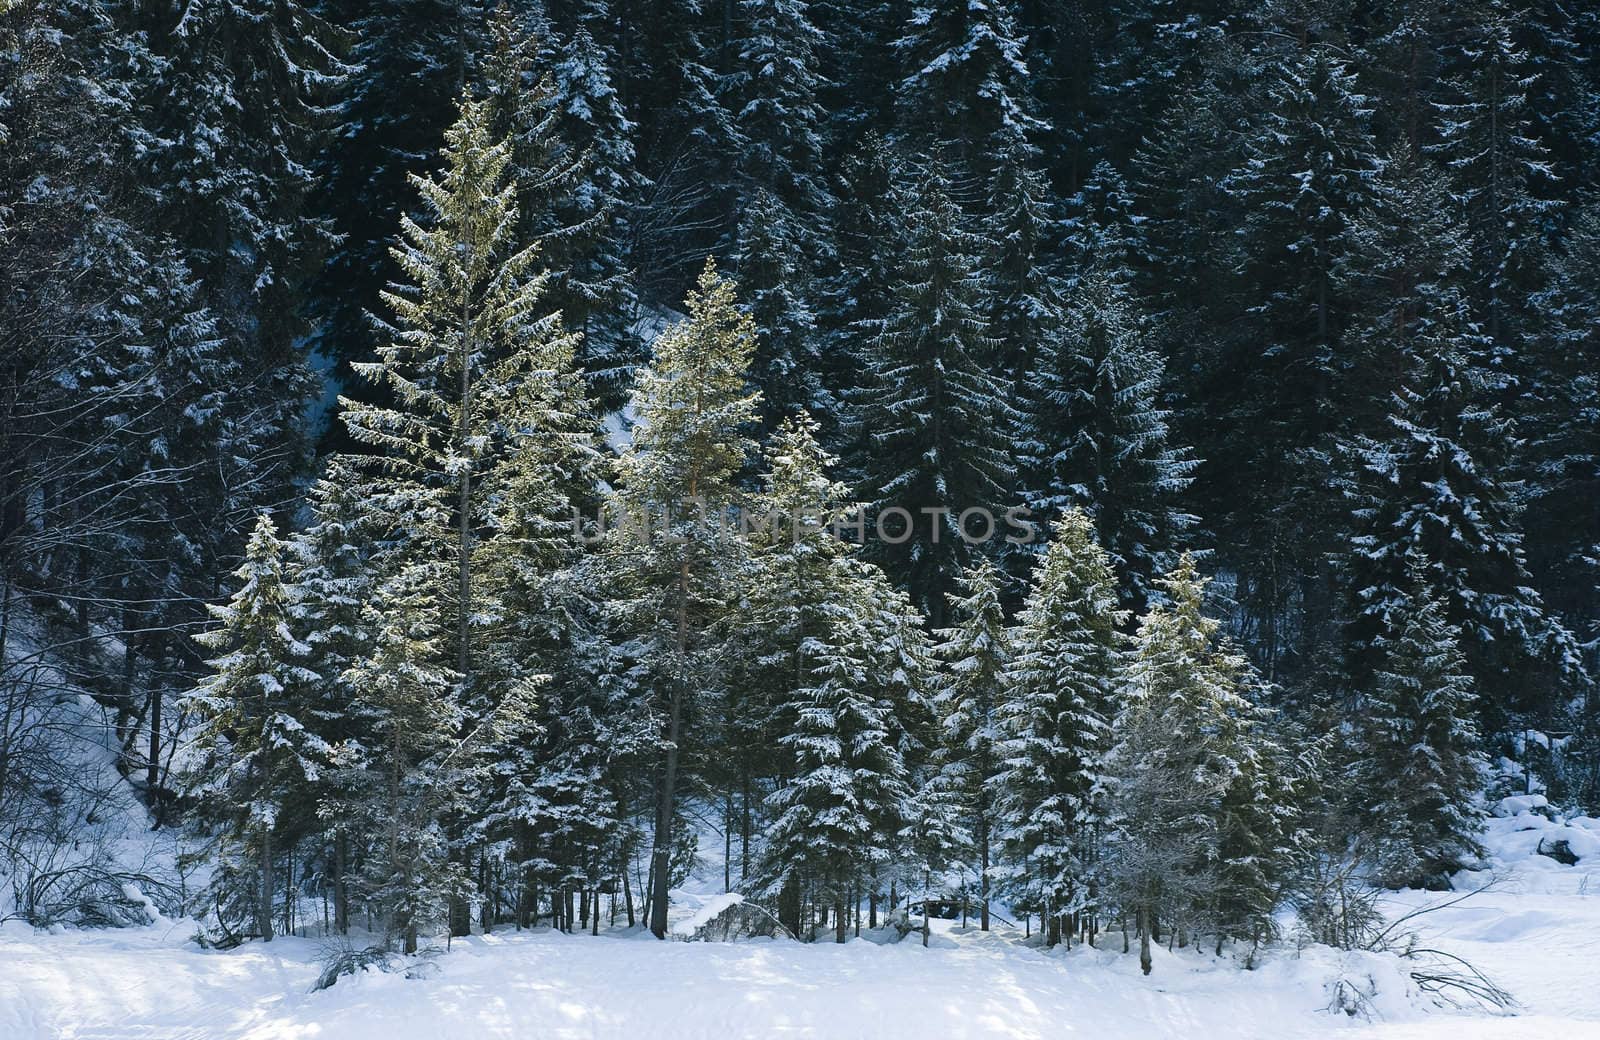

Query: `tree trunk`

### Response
(648, 565, 691, 938)
(1138, 904, 1152, 976)
(333, 831, 349, 934)
(257, 824, 274, 941)
(922, 870, 931, 948)
(978, 796, 990, 931)
(778, 876, 802, 939)
(146, 681, 162, 815)
(740, 769, 752, 883)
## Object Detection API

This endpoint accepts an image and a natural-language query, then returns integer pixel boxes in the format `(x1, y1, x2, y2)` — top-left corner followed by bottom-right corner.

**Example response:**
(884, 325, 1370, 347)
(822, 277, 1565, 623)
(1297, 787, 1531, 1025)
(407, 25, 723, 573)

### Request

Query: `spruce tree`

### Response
(893, 0, 1046, 180)
(1023, 270, 1196, 616)
(1104, 555, 1294, 972)
(607, 259, 761, 937)
(1358, 564, 1488, 889)
(933, 560, 1011, 931)
(992, 510, 1123, 947)
(288, 459, 386, 934)
(723, 413, 854, 884)
(852, 162, 1017, 628)
(335, 92, 598, 934)
(1523, 200, 1600, 637)
(334, 559, 466, 953)
(730, 0, 833, 228)
(340, 93, 586, 702)
(817, 132, 904, 426)
(138, 0, 341, 455)
(186, 516, 325, 943)
(758, 570, 917, 941)
(1209, 46, 1379, 672)
(1431, 2, 1559, 355)
(733, 194, 828, 429)
(984, 151, 1061, 385)
(1341, 280, 1582, 730)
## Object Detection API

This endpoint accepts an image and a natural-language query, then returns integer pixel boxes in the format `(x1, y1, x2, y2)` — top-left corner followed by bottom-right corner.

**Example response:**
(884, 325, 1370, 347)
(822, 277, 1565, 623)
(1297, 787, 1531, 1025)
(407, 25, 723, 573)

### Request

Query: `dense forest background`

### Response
(3, 0, 1598, 953)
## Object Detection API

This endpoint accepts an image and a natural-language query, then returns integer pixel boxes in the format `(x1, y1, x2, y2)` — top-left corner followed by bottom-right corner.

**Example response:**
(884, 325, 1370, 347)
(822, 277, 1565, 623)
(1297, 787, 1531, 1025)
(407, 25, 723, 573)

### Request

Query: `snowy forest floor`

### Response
(4, 812, 1598, 1040)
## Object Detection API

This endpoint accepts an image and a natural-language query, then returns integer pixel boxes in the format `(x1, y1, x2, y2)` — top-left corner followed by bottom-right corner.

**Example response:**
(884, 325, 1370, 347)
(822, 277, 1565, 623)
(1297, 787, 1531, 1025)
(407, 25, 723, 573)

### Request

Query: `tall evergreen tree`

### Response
(992, 510, 1123, 946)
(1023, 270, 1197, 616)
(934, 559, 1011, 931)
(139, 0, 342, 457)
(607, 260, 761, 937)
(333, 558, 466, 953)
(758, 565, 918, 941)
(1207, 45, 1379, 676)
(893, 0, 1046, 180)
(1341, 273, 1582, 730)
(1357, 564, 1488, 889)
(186, 516, 325, 943)
(1104, 555, 1296, 972)
(335, 93, 597, 934)
(852, 162, 1017, 627)
(733, 194, 828, 428)
(1431, 2, 1559, 356)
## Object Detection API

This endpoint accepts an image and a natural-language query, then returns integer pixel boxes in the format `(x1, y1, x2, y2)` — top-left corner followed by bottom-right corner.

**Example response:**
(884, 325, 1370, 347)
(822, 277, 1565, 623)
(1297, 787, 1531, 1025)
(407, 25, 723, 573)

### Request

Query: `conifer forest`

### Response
(3, 2, 1600, 1037)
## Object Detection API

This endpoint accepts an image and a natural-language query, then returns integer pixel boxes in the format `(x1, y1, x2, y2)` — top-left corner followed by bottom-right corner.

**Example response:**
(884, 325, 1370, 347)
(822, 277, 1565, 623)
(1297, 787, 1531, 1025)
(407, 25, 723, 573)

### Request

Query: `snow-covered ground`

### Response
(4, 798, 1597, 1040)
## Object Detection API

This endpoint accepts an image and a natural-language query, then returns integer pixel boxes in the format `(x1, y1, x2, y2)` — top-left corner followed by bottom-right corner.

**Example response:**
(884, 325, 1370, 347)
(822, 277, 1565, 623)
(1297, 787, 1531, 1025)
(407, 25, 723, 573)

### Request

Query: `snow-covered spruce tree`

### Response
(186, 515, 325, 944)
(482, 6, 641, 407)
(1357, 563, 1488, 889)
(1340, 278, 1582, 732)
(468, 325, 609, 931)
(1103, 555, 1298, 973)
(547, 23, 644, 404)
(901, 725, 971, 948)
(991, 510, 1124, 947)
(1209, 45, 1379, 666)
(730, 0, 833, 233)
(340, 91, 586, 700)
(727, 0, 836, 432)
(333, 560, 467, 954)
(983, 146, 1061, 387)
(1062, 161, 1145, 292)
(136, 0, 340, 451)
(1023, 269, 1197, 617)
(933, 559, 1011, 931)
(817, 132, 904, 432)
(733, 193, 828, 430)
(856, 561, 949, 945)
(720, 414, 852, 888)
(1523, 199, 1600, 641)
(758, 570, 918, 942)
(892, 0, 1046, 181)
(1332, 141, 1476, 457)
(1430, 2, 1559, 356)
(337, 92, 597, 934)
(852, 161, 1017, 628)
(606, 259, 762, 938)
(286, 458, 387, 934)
